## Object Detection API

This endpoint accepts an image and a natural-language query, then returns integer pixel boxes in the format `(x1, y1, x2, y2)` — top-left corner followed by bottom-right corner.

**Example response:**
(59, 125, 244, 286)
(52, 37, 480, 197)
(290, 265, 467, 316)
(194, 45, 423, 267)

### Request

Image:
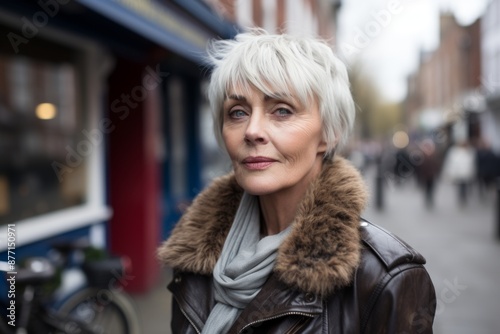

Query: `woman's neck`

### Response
(258, 157, 324, 236)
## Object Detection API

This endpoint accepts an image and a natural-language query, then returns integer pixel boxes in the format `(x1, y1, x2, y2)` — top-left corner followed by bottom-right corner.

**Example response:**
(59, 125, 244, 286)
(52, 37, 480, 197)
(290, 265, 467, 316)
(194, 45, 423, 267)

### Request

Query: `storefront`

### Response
(0, 0, 236, 293)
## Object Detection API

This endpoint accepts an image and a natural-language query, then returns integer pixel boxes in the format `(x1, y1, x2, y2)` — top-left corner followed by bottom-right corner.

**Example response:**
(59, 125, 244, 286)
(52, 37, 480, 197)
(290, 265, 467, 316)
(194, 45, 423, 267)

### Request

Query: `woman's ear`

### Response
(317, 139, 328, 154)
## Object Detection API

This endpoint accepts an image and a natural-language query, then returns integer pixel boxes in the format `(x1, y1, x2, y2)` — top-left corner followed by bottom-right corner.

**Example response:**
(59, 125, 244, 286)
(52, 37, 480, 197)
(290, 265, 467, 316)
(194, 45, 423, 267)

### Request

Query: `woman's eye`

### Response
(229, 109, 247, 118)
(274, 108, 292, 116)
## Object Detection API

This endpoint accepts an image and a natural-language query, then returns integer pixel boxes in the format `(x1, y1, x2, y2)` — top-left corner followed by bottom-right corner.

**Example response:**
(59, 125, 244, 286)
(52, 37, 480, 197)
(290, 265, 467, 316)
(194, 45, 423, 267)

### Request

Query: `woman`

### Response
(442, 141, 476, 205)
(158, 29, 436, 333)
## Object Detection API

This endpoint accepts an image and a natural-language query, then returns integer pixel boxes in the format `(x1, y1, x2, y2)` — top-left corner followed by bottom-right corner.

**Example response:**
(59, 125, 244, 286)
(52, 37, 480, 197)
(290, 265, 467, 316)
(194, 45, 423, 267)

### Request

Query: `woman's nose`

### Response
(244, 112, 268, 145)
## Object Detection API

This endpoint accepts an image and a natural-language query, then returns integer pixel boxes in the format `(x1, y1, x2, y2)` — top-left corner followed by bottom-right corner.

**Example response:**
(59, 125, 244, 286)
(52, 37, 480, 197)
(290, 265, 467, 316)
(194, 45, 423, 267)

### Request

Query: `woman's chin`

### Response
(235, 176, 279, 196)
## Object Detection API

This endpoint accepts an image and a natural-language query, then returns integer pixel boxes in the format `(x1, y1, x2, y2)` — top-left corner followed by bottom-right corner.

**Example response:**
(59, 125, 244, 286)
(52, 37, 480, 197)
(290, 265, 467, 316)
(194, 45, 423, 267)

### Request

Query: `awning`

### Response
(76, 0, 236, 63)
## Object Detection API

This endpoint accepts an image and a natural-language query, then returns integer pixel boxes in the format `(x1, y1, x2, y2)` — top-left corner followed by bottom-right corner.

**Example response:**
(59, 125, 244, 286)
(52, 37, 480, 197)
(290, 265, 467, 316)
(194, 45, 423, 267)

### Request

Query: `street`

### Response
(134, 168, 500, 334)
(364, 169, 500, 334)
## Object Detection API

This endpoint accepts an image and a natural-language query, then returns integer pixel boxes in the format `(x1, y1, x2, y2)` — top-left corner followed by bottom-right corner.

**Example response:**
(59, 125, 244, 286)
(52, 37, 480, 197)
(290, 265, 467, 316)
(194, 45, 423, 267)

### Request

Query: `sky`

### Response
(337, 0, 490, 102)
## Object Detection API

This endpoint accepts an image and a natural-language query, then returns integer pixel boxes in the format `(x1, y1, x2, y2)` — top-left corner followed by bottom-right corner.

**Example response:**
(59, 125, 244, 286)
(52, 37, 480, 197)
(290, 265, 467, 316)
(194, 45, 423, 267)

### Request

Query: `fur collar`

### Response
(157, 156, 368, 297)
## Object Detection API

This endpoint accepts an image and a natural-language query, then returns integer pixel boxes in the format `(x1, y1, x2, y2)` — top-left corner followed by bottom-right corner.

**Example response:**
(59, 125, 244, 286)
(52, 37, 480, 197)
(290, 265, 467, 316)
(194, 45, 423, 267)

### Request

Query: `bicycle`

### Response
(0, 239, 141, 334)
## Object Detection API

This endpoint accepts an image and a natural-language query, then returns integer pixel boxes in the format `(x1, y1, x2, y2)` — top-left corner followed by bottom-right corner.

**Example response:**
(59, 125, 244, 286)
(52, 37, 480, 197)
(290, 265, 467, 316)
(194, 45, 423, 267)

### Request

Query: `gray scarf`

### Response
(201, 192, 291, 334)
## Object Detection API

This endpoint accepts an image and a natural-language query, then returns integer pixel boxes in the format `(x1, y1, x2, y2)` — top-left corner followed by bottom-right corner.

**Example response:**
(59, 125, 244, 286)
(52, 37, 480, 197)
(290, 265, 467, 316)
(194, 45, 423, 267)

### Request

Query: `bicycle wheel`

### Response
(57, 287, 141, 334)
(0, 317, 15, 334)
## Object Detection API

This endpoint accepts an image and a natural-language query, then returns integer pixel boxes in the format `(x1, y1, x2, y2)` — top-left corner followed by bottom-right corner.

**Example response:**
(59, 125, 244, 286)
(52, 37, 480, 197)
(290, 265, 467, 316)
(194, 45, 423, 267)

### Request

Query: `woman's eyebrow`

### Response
(224, 93, 296, 103)
(225, 94, 246, 101)
(264, 93, 297, 104)
(265, 94, 284, 101)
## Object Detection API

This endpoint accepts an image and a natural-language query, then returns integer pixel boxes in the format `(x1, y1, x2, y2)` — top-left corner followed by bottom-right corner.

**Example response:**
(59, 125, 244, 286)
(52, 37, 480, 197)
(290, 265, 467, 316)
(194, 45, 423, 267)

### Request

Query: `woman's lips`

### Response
(242, 157, 276, 170)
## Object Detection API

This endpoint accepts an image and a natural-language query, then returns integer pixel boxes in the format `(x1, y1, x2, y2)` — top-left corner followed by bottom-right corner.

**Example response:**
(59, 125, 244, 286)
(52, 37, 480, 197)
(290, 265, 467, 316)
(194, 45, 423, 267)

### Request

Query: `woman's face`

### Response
(222, 84, 327, 197)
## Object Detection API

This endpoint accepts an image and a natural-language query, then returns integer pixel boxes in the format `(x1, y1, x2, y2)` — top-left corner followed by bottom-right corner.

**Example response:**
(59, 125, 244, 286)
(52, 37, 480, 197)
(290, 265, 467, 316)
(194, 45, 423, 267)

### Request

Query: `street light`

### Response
(35, 103, 57, 120)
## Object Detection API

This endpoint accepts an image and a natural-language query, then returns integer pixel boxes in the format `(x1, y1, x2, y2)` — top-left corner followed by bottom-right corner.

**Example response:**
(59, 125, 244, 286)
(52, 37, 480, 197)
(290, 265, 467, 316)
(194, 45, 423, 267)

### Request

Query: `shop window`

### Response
(0, 25, 86, 226)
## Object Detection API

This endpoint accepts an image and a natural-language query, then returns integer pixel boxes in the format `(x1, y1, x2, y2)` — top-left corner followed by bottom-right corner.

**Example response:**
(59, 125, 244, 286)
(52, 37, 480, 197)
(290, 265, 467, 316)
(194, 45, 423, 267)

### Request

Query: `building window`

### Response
(0, 24, 86, 226)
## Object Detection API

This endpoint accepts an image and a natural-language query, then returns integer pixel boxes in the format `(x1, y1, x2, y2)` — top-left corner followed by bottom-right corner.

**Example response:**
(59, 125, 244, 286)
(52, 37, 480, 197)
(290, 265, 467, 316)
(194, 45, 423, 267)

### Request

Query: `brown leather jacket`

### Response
(158, 157, 436, 333)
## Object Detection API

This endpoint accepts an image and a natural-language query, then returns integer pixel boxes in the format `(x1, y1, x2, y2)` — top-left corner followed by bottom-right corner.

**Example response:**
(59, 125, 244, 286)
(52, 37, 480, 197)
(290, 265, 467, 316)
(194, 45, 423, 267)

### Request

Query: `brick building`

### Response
(405, 14, 482, 145)
(481, 0, 500, 153)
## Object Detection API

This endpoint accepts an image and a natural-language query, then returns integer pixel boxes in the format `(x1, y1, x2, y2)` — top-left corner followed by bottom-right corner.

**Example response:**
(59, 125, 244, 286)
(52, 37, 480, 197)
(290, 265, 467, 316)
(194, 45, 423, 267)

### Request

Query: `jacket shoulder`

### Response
(359, 220, 426, 270)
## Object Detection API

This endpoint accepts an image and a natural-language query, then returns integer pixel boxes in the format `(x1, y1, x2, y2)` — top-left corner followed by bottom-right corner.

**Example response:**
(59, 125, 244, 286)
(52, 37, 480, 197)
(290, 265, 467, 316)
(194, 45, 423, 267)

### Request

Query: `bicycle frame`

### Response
(0, 259, 99, 334)
(0, 241, 138, 334)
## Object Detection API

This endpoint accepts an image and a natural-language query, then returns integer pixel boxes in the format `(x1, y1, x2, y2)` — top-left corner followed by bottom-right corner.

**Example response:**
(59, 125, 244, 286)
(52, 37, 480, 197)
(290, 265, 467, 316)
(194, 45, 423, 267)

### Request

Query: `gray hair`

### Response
(206, 28, 355, 159)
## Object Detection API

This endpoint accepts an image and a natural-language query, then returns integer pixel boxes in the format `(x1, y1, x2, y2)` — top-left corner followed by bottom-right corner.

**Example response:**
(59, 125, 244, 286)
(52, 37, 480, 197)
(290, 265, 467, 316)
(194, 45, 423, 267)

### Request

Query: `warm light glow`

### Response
(36, 103, 57, 120)
(392, 131, 409, 149)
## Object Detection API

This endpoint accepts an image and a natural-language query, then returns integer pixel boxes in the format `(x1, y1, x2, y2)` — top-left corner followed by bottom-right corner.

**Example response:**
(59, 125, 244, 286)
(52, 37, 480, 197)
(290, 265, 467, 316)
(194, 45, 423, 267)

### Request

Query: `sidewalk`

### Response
(133, 170, 500, 334)
(132, 268, 172, 334)
(363, 171, 500, 334)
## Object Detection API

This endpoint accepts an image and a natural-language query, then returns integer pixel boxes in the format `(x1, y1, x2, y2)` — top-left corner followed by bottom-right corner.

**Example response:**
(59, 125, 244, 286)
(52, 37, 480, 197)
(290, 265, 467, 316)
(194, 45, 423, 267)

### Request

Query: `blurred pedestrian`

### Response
(158, 29, 435, 333)
(346, 141, 367, 174)
(394, 147, 413, 185)
(476, 138, 498, 198)
(442, 140, 476, 205)
(418, 138, 440, 209)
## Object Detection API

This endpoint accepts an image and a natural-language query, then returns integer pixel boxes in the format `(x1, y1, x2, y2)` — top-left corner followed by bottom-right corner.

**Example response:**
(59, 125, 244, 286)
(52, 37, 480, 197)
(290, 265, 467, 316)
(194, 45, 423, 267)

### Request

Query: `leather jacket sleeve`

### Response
(361, 264, 436, 333)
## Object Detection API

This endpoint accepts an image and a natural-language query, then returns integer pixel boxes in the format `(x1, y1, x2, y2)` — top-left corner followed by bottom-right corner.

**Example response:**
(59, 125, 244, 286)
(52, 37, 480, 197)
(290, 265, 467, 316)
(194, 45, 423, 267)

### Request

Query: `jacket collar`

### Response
(158, 156, 368, 298)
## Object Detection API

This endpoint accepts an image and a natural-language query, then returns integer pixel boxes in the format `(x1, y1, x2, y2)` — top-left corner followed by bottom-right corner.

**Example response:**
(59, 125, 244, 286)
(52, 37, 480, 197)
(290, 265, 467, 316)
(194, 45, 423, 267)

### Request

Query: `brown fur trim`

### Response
(157, 157, 368, 297)
(274, 158, 367, 297)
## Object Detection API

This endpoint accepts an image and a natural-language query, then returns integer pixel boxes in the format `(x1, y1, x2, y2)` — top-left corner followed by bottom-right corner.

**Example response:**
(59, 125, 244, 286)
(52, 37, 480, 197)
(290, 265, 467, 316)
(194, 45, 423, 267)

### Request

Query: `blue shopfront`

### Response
(0, 0, 236, 293)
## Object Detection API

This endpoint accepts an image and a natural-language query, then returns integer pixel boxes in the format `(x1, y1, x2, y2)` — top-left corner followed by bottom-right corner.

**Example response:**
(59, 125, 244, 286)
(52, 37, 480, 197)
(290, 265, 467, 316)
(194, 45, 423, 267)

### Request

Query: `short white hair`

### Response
(206, 28, 355, 159)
